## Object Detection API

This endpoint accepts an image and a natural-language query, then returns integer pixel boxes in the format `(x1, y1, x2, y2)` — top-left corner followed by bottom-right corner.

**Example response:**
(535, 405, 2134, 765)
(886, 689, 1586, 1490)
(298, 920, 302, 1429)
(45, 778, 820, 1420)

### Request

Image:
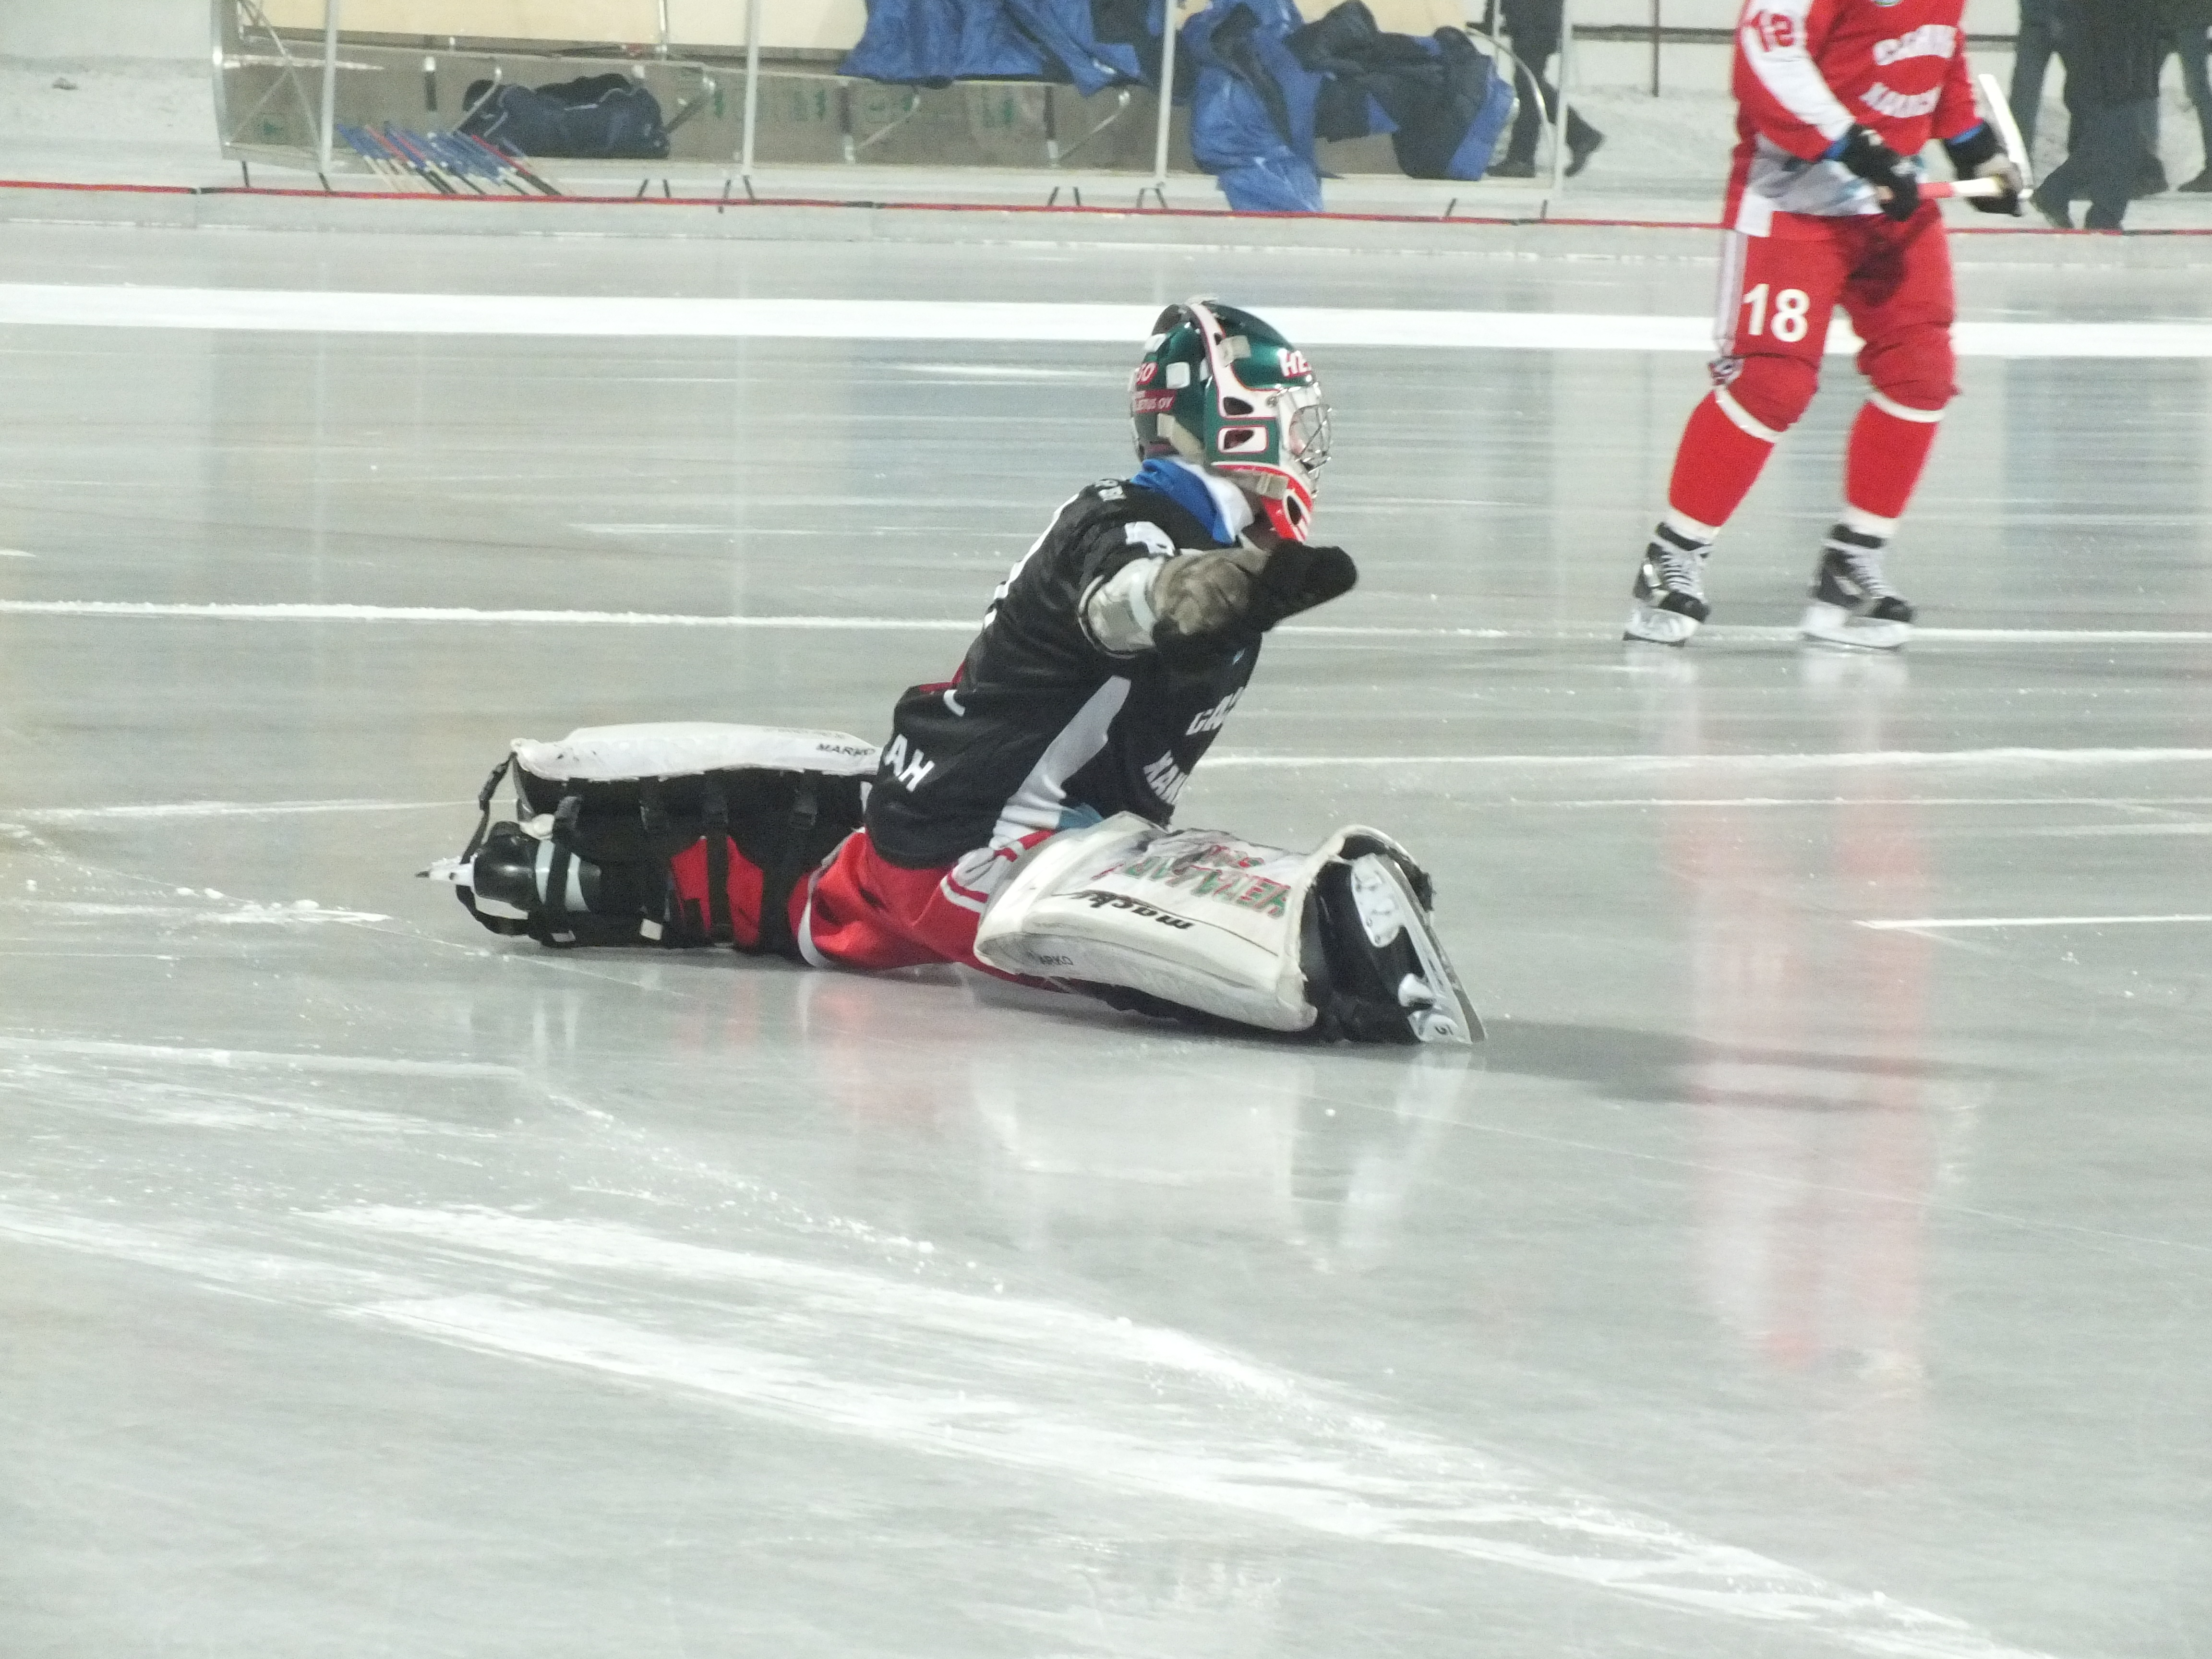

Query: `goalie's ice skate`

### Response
(1623, 528, 1712, 646)
(1799, 527, 1914, 651)
(1313, 849, 1482, 1045)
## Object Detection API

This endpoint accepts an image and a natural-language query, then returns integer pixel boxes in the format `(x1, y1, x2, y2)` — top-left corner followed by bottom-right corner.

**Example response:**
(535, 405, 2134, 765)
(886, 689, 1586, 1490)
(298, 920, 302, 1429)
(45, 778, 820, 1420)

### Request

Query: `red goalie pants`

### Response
(1667, 205, 1957, 533)
(802, 830, 1054, 974)
(669, 826, 1050, 974)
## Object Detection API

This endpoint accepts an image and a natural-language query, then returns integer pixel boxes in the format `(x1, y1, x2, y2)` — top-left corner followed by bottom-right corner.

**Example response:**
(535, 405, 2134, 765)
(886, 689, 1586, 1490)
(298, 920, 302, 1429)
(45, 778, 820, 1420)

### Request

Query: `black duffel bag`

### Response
(459, 72, 670, 159)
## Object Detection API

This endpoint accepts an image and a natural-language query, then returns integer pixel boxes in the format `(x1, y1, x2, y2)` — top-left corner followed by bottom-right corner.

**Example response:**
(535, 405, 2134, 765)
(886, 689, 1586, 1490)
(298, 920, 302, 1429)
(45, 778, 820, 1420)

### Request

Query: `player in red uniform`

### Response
(1623, 0, 2022, 650)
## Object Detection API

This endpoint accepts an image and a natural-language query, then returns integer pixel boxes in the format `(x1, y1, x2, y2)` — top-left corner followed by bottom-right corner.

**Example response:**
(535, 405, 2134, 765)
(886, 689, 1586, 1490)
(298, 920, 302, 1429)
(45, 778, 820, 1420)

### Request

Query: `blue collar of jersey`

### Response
(1128, 457, 1250, 544)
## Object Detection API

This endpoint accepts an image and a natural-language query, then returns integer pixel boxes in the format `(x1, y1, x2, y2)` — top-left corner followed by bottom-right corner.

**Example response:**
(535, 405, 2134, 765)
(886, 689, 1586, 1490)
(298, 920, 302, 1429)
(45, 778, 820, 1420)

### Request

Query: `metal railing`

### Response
(215, 0, 1599, 215)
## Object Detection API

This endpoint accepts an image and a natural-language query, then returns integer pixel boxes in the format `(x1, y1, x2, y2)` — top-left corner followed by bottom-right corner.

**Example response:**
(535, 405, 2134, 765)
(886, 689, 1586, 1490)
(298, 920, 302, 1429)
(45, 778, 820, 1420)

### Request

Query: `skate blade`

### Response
(1624, 604, 1701, 646)
(1345, 854, 1483, 1045)
(1798, 601, 1911, 652)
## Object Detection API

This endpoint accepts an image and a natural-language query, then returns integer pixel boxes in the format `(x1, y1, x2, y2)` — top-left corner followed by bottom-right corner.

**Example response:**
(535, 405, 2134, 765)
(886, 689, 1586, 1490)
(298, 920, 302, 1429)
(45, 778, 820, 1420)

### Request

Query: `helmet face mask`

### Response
(1130, 299, 1331, 543)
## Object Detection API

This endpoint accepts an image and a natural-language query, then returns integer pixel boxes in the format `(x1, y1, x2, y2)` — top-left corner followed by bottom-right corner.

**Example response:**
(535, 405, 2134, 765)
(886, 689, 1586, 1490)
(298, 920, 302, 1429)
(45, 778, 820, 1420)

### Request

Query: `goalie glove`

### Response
(1942, 122, 2025, 216)
(1834, 125, 1920, 223)
(1154, 540, 1357, 660)
(1154, 542, 1271, 640)
(1085, 540, 1358, 660)
(1240, 538, 1358, 632)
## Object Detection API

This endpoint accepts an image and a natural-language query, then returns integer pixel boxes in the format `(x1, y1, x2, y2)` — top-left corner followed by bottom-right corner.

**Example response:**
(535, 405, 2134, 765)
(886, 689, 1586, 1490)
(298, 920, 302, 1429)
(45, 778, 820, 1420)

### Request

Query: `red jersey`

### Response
(1725, 0, 1983, 231)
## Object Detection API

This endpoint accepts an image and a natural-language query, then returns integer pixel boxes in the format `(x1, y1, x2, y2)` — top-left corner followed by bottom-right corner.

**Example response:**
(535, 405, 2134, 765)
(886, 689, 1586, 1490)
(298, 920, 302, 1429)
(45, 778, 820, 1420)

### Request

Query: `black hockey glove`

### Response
(1835, 125, 1920, 222)
(1942, 123, 2025, 216)
(1243, 540, 1358, 632)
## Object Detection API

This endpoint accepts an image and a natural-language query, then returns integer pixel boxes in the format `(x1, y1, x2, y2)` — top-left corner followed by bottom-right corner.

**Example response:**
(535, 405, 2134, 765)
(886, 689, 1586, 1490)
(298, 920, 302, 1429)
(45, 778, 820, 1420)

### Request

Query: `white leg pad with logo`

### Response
(972, 812, 1481, 1045)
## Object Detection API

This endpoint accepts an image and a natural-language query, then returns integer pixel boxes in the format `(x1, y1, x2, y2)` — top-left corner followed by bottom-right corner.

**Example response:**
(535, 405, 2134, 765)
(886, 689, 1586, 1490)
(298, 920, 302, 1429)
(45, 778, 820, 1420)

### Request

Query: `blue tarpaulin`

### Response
(840, 0, 1054, 84)
(1181, 0, 1327, 212)
(839, 0, 1512, 213)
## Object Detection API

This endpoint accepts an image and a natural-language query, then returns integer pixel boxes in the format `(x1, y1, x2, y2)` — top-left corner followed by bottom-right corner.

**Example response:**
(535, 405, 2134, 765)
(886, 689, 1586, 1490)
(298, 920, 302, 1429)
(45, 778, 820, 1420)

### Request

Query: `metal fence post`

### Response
(740, 0, 762, 183)
(1650, 0, 1661, 97)
(1545, 0, 1572, 208)
(1147, 0, 1180, 205)
(317, 0, 341, 176)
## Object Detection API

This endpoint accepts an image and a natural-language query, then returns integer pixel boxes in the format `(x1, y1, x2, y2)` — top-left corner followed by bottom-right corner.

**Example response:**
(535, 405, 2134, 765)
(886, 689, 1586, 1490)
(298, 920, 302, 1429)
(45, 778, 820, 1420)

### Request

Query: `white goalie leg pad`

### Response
(972, 813, 1481, 1045)
(974, 814, 1316, 1031)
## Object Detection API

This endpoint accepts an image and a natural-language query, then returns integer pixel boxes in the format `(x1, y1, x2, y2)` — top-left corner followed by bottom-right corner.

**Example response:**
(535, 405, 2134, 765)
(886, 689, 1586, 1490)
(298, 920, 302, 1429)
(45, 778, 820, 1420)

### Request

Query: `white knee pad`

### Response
(972, 813, 1480, 1045)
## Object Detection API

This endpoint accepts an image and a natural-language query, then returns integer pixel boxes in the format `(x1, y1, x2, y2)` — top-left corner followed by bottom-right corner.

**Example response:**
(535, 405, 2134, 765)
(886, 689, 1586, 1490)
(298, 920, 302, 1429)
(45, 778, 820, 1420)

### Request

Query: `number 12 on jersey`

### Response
(1741, 283, 1812, 343)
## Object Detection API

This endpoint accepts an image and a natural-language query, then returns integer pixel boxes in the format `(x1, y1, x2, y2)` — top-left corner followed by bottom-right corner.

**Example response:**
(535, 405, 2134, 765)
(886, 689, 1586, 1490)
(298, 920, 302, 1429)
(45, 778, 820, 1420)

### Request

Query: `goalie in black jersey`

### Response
(790, 298, 1356, 975)
(448, 300, 1480, 1043)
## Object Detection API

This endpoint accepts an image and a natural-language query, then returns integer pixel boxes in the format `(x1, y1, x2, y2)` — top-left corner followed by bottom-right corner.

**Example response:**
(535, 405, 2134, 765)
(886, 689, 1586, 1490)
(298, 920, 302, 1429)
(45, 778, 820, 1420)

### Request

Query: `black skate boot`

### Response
(1799, 524, 1914, 650)
(1624, 524, 1712, 646)
(465, 820, 661, 946)
(1307, 843, 1482, 1045)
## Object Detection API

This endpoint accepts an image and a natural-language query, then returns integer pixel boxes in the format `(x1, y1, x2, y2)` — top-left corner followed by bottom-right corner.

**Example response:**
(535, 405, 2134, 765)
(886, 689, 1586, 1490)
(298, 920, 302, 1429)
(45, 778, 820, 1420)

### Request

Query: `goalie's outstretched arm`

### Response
(1082, 535, 1359, 657)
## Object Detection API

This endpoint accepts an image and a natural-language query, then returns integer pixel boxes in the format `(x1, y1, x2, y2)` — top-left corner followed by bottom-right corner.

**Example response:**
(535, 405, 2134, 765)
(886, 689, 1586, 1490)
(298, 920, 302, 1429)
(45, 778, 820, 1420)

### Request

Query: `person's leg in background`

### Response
(2010, 0, 2060, 156)
(2036, 60, 2099, 225)
(2177, 0, 2212, 189)
(1492, 0, 1603, 178)
(2079, 100, 2157, 226)
(2138, 27, 2172, 196)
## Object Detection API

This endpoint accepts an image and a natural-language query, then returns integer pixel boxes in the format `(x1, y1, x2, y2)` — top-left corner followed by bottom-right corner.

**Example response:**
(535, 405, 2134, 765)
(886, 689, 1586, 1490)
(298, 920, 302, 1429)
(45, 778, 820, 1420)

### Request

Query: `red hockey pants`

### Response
(1668, 205, 1958, 532)
(672, 826, 1043, 974)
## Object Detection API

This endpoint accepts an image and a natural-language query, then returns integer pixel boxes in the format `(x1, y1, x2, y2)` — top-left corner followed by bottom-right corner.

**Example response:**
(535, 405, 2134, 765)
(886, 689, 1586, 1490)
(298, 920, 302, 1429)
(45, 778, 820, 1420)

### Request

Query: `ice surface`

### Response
(1, 220, 2208, 1659)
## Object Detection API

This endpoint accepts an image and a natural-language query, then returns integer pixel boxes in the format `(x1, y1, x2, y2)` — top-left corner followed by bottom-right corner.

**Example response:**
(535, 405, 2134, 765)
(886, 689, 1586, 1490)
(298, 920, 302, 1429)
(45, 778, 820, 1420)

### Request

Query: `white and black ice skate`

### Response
(1799, 526, 1914, 650)
(1624, 527, 1712, 646)
(1309, 845, 1482, 1045)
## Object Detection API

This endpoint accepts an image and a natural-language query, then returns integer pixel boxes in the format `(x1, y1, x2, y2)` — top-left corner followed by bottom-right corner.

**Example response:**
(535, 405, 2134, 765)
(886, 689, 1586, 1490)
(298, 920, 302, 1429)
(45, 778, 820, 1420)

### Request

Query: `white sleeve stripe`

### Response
(1739, 2, 1855, 144)
(1712, 231, 1751, 352)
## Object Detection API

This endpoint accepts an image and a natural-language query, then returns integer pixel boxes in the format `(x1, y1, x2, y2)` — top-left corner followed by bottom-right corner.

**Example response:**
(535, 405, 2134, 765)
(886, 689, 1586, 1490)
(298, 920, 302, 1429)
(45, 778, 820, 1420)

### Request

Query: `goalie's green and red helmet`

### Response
(1130, 299, 1331, 543)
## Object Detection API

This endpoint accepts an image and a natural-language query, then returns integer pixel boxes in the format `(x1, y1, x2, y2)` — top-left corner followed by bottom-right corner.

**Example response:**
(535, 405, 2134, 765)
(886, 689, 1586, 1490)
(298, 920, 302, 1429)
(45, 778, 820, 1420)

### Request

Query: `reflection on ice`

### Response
(966, 1043, 1475, 1273)
(1636, 639, 1955, 1478)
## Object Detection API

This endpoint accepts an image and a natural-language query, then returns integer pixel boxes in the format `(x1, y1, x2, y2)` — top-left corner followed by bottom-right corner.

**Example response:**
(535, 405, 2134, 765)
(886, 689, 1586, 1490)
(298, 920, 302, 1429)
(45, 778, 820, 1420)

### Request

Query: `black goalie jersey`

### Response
(865, 477, 1261, 870)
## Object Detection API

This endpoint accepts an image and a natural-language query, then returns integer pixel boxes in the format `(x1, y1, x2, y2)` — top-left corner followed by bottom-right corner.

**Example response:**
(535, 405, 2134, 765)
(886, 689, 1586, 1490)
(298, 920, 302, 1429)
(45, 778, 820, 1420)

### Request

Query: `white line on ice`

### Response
(0, 1200, 2063, 1659)
(3, 601, 2208, 645)
(1503, 797, 2212, 809)
(0, 600, 979, 630)
(2, 899, 394, 925)
(1206, 749, 2212, 769)
(1859, 914, 2212, 930)
(1287, 625, 2212, 642)
(0, 284, 2205, 359)
(0, 951, 181, 961)
(899, 363, 1118, 379)
(0, 1037, 516, 1076)
(9, 798, 459, 822)
(575, 525, 931, 538)
(0, 548, 32, 558)
(1905, 628, 2212, 642)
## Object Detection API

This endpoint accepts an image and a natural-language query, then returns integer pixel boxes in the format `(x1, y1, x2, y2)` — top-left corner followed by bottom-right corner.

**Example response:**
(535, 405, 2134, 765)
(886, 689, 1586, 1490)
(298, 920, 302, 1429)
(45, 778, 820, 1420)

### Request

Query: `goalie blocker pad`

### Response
(426, 722, 876, 952)
(972, 813, 1481, 1046)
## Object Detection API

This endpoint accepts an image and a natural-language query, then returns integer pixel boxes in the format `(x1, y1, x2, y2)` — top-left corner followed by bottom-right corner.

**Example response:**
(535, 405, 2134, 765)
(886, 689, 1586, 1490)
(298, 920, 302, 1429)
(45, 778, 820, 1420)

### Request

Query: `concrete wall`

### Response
(9, 0, 2024, 68)
(256, 0, 872, 50)
(0, 0, 209, 61)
